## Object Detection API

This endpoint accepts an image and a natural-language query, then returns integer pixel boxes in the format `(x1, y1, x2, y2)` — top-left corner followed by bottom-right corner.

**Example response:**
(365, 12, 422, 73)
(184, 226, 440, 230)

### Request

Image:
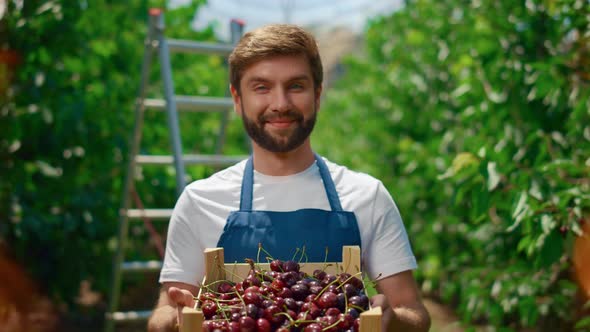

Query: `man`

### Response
(148, 24, 431, 332)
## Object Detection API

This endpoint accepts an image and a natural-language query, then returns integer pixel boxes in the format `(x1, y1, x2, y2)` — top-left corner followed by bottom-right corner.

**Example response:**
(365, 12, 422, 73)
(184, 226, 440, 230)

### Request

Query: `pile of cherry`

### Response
(198, 258, 370, 332)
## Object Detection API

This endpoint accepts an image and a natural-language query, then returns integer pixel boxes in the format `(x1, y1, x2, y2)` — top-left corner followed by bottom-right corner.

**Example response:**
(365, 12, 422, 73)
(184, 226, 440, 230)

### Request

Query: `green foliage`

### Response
(314, 0, 590, 330)
(0, 0, 244, 310)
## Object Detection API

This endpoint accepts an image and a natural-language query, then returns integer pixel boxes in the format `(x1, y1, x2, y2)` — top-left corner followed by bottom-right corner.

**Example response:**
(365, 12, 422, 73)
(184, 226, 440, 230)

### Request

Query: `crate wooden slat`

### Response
(181, 245, 382, 332)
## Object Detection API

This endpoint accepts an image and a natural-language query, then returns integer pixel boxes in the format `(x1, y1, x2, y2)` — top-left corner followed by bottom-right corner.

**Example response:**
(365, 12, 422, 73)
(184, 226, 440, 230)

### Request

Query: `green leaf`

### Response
(487, 161, 501, 191)
(575, 316, 590, 330)
(508, 192, 529, 232)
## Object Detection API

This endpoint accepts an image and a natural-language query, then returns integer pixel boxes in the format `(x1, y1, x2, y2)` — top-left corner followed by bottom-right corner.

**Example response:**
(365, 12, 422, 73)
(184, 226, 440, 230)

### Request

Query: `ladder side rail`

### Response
(214, 20, 244, 157)
(155, 12, 187, 195)
(230, 20, 252, 153)
(105, 11, 159, 332)
(214, 110, 230, 155)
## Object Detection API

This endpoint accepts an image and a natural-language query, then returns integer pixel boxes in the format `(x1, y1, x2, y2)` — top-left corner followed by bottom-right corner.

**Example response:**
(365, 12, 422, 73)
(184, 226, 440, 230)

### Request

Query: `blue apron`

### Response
(217, 153, 362, 263)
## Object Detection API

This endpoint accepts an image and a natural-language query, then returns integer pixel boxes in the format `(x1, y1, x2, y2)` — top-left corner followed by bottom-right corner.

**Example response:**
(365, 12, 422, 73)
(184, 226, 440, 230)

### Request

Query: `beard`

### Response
(241, 103, 317, 153)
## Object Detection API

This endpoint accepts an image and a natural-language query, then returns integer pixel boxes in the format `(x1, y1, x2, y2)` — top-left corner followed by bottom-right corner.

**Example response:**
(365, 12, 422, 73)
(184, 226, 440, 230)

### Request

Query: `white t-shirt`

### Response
(159, 156, 417, 286)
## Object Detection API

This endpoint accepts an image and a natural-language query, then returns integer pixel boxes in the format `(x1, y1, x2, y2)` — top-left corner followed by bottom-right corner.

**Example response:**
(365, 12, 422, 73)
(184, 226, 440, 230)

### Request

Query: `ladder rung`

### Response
(167, 38, 234, 55)
(106, 310, 152, 322)
(143, 96, 233, 112)
(136, 154, 247, 166)
(126, 209, 173, 220)
(122, 260, 163, 273)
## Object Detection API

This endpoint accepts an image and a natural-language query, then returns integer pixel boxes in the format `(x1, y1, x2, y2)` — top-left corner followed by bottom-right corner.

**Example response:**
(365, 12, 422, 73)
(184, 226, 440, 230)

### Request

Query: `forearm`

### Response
(384, 304, 431, 332)
(147, 305, 177, 332)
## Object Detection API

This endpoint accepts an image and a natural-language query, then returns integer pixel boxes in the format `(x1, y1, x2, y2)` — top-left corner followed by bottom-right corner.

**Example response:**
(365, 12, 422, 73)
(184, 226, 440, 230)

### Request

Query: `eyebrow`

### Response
(246, 74, 312, 85)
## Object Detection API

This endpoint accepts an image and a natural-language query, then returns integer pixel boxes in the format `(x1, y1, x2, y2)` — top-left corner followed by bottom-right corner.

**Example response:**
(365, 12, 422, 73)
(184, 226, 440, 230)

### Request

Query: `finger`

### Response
(168, 287, 196, 308)
(370, 294, 387, 308)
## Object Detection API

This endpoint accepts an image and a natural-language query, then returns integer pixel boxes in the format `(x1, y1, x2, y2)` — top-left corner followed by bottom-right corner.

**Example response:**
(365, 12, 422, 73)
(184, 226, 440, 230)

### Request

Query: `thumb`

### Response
(168, 287, 196, 308)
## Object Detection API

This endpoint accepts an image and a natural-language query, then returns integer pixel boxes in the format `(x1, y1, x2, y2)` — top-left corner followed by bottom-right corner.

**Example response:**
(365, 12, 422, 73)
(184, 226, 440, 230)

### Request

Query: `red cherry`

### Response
(256, 318, 272, 332)
(271, 278, 286, 293)
(278, 287, 293, 298)
(245, 303, 259, 319)
(283, 260, 300, 272)
(244, 286, 260, 294)
(309, 285, 323, 295)
(202, 320, 216, 331)
(321, 274, 337, 287)
(270, 259, 283, 272)
(284, 297, 299, 311)
(301, 302, 321, 318)
(273, 297, 286, 309)
(242, 291, 263, 306)
(228, 321, 240, 332)
(325, 307, 341, 316)
(317, 292, 338, 309)
(199, 292, 216, 301)
(200, 300, 217, 319)
(313, 269, 326, 280)
(326, 284, 340, 294)
(354, 317, 360, 331)
(263, 304, 285, 325)
(239, 316, 256, 332)
(304, 323, 324, 332)
(341, 312, 355, 329)
(217, 281, 234, 293)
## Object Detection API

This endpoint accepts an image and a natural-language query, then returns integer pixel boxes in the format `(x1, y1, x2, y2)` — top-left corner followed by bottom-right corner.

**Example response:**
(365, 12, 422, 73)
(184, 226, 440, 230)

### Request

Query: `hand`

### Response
(167, 287, 196, 328)
(370, 293, 394, 332)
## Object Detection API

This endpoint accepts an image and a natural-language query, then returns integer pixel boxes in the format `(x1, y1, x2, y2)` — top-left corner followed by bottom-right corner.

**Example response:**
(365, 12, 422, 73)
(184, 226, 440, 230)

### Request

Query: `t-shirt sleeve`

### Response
(365, 181, 417, 280)
(159, 189, 204, 286)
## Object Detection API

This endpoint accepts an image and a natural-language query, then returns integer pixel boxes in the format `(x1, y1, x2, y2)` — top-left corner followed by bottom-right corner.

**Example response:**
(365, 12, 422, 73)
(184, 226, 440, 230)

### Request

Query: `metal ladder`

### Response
(105, 8, 245, 331)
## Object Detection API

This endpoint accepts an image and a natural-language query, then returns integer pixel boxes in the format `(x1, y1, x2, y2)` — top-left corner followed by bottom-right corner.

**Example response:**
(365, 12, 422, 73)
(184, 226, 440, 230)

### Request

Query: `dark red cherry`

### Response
(256, 317, 272, 332)
(304, 323, 324, 332)
(270, 259, 283, 272)
(283, 260, 300, 272)
(200, 300, 217, 319)
(239, 316, 256, 332)
(317, 291, 338, 309)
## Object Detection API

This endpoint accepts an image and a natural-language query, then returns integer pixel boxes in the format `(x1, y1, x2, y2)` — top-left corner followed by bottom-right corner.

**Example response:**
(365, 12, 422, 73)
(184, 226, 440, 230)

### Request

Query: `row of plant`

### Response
(314, 0, 590, 330)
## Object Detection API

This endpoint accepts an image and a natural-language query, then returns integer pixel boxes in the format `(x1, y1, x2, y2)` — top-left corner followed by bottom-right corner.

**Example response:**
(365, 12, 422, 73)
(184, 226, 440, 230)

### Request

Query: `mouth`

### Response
(265, 119, 296, 129)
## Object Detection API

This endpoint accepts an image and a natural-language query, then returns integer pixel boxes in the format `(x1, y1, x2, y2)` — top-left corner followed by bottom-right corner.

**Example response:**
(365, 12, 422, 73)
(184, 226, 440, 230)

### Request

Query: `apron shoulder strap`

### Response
(240, 157, 254, 211)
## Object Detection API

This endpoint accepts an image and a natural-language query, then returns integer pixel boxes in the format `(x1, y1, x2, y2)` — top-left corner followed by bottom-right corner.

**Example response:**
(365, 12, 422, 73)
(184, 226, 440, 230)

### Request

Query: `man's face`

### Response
(230, 55, 322, 153)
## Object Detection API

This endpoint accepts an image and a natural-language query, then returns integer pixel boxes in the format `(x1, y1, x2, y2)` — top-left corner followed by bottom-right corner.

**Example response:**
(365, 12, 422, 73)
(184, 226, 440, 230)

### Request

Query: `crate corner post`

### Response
(359, 305, 382, 332)
(342, 245, 361, 275)
(204, 247, 226, 282)
(180, 306, 204, 332)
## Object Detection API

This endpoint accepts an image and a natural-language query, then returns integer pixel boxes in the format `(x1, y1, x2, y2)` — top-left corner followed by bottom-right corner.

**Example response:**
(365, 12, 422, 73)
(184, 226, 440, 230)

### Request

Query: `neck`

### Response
(251, 140, 315, 176)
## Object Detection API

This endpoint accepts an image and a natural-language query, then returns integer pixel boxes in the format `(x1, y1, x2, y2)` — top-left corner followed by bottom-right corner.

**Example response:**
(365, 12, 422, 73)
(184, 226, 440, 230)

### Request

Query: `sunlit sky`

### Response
(170, 0, 403, 41)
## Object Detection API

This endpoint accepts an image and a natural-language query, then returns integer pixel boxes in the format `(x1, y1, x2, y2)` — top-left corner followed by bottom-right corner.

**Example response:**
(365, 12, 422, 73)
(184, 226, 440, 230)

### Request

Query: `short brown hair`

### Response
(229, 24, 323, 94)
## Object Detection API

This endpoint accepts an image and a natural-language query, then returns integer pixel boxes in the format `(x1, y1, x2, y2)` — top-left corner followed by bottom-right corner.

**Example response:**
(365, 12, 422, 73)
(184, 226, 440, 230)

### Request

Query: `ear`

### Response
(230, 84, 242, 115)
(314, 84, 323, 111)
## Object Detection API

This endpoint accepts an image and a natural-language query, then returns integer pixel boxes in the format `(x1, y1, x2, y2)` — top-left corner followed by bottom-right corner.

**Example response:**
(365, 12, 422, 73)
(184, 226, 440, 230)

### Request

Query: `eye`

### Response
(254, 85, 269, 92)
(289, 83, 304, 90)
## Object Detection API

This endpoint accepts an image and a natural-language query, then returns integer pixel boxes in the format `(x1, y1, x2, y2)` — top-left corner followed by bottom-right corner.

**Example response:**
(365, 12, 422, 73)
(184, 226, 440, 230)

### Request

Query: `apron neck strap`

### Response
(314, 153, 343, 211)
(239, 153, 343, 211)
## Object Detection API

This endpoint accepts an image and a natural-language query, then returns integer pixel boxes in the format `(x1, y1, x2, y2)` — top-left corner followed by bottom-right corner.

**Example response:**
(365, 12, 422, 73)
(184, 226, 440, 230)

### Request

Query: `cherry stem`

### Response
(257, 243, 275, 262)
(322, 316, 346, 331)
(322, 246, 329, 271)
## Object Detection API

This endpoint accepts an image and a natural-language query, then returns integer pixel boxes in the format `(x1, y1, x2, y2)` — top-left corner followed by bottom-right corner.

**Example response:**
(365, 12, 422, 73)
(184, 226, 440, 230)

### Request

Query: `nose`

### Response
(269, 87, 291, 112)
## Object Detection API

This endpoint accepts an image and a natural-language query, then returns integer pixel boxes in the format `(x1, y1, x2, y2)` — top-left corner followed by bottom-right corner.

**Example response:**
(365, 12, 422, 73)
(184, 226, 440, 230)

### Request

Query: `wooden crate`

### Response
(181, 245, 382, 332)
